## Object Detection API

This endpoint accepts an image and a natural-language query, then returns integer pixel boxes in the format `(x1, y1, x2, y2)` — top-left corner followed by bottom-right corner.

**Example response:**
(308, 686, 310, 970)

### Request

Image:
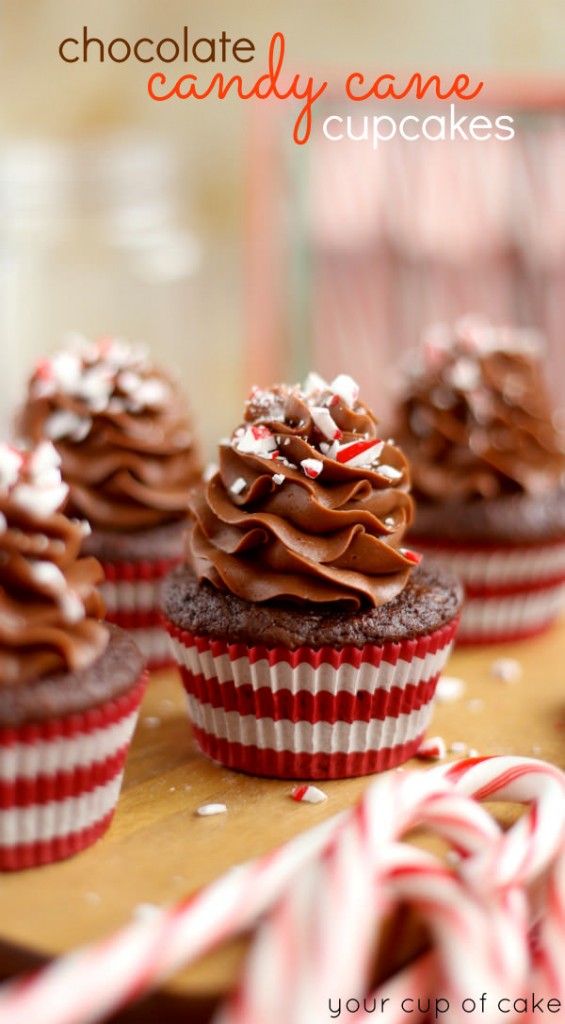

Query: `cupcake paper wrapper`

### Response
(412, 538, 565, 644)
(163, 618, 459, 779)
(0, 672, 148, 871)
(100, 560, 179, 671)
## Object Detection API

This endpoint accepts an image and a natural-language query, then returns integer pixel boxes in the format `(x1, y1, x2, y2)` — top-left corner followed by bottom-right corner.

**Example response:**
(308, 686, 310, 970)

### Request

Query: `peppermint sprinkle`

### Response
(335, 438, 384, 467)
(303, 371, 327, 396)
(416, 736, 446, 761)
(489, 658, 522, 684)
(300, 458, 323, 480)
(0, 512, 6, 532)
(272, 473, 285, 485)
(134, 378, 170, 409)
(0, 445, 24, 490)
(60, 590, 85, 624)
(400, 548, 422, 565)
(45, 409, 92, 443)
(435, 675, 466, 703)
(330, 374, 359, 407)
(377, 465, 403, 483)
(449, 741, 468, 754)
(11, 480, 69, 519)
(447, 356, 481, 392)
(195, 803, 227, 817)
(236, 425, 278, 457)
(230, 477, 247, 495)
(291, 784, 328, 804)
(310, 406, 343, 442)
(28, 561, 66, 593)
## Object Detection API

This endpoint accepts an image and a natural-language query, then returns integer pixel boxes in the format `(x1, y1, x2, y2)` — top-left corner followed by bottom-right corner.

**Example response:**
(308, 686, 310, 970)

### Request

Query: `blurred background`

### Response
(2, 0, 565, 452)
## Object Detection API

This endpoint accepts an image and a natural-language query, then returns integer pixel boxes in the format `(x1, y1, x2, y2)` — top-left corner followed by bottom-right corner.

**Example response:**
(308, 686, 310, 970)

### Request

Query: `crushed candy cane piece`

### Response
(303, 371, 327, 395)
(449, 741, 468, 754)
(377, 464, 403, 482)
(416, 736, 446, 761)
(400, 548, 422, 564)
(45, 409, 92, 443)
(272, 473, 285, 485)
(436, 675, 466, 703)
(468, 748, 479, 758)
(230, 477, 247, 495)
(490, 658, 522, 684)
(330, 374, 359, 406)
(447, 356, 481, 392)
(236, 425, 278, 457)
(11, 480, 69, 519)
(0, 445, 24, 490)
(300, 458, 323, 480)
(335, 438, 384, 467)
(291, 785, 328, 804)
(195, 803, 227, 817)
(310, 406, 343, 441)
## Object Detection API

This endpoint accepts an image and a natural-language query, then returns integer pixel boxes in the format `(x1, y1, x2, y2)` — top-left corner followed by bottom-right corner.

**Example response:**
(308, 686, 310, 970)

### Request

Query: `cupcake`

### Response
(394, 317, 565, 644)
(19, 336, 203, 670)
(0, 441, 147, 870)
(161, 373, 462, 780)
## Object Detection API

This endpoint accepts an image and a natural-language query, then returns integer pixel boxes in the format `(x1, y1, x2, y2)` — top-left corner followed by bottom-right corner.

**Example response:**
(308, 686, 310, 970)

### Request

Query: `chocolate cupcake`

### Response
(19, 336, 203, 669)
(0, 441, 147, 870)
(394, 317, 565, 643)
(162, 373, 462, 779)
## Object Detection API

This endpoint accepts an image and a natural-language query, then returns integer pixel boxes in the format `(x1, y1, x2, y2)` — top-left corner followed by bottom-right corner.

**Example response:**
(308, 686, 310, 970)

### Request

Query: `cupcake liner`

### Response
(412, 538, 565, 644)
(163, 618, 459, 779)
(100, 559, 179, 671)
(0, 672, 148, 871)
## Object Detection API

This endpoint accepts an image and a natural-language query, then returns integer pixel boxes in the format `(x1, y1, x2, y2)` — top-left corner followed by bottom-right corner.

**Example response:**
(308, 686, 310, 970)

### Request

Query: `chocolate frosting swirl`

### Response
(19, 337, 202, 532)
(188, 374, 417, 610)
(395, 318, 565, 502)
(0, 442, 108, 687)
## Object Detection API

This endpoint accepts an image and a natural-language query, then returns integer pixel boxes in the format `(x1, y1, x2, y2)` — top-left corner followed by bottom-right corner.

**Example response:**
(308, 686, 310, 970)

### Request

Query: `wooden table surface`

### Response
(1, 618, 564, 1019)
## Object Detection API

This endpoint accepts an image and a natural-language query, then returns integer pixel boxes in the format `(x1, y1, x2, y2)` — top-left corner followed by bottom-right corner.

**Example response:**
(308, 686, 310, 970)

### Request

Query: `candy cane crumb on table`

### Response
(0, 756, 564, 1024)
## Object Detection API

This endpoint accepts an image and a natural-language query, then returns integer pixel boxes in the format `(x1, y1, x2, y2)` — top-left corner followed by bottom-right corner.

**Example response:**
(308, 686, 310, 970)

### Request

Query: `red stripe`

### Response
(411, 536, 565, 554)
(456, 618, 558, 646)
(465, 576, 565, 598)
(181, 670, 439, 725)
(164, 618, 458, 670)
(0, 674, 147, 747)
(0, 748, 128, 810)
(191, 724, 426, 779)
(104, 607, 165, 629)
(0, 810, 115, 872)
(102, 558, 180, 583)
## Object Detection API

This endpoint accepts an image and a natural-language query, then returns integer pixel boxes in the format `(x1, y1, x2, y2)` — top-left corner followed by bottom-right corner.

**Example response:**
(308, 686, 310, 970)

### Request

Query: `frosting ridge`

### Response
(19, 336, 202, 531)
(395, 317, 565, 502)
(188, 373, 417, 610)
(0, 442, 108, 686)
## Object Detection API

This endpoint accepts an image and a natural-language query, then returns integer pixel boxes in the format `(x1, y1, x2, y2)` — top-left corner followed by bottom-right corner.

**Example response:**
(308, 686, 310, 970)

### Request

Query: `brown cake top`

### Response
(395, 317, 565, 503)
(0, 442, 108, 686)
(188, 373, 419, 611)
(19, 336, 202, 532)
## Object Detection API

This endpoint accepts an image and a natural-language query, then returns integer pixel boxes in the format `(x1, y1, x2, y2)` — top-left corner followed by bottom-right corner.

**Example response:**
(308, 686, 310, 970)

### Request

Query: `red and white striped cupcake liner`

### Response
(411, 537, 565, 644)
(0, 672, 148, 871)
(100, 560, 179, 671)
(164, 618, 459, 779)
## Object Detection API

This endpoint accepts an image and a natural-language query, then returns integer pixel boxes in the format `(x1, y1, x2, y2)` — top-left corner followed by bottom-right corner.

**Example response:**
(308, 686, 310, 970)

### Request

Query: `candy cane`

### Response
(0, 757, 563, 1024)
